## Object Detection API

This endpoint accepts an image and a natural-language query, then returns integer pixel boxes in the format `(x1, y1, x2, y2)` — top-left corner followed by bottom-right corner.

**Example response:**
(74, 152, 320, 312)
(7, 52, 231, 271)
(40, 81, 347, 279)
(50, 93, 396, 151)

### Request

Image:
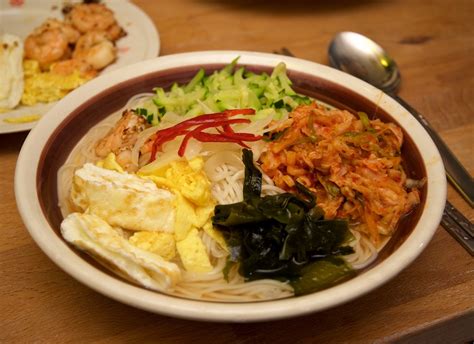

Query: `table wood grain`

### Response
(1, 0, 473, 342)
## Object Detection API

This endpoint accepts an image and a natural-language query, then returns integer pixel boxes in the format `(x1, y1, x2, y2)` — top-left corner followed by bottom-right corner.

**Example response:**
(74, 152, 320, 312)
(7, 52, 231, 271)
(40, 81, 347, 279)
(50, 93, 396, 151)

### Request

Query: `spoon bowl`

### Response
(328, 32, 400, 94)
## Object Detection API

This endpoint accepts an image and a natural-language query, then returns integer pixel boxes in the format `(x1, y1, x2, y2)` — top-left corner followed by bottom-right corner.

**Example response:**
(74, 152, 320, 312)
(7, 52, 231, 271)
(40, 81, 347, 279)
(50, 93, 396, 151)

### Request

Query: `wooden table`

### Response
(1, 0, 473, 342)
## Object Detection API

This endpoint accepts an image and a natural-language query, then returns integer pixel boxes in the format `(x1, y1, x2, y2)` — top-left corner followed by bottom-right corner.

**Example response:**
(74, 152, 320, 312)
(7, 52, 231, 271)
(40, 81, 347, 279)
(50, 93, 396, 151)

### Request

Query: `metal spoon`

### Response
(327, 32, 474, 254)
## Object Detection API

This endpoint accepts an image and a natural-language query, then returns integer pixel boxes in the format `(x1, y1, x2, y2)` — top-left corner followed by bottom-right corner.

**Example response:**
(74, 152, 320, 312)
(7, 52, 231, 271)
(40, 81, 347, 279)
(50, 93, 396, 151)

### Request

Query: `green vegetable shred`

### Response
(146, 57, 311, 124)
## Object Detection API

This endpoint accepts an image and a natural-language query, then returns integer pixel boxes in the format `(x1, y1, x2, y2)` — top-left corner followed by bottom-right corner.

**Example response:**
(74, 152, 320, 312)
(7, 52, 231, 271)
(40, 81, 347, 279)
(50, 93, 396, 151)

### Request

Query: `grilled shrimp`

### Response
(24, 27, 69, 69)
(73, 32, 116, 70)
(104, 23, 126, 42)
(66, 3, 125, 41)
(67, 3, 115, 33)
(50, 59, 97, 78)
(36, 18, 80, 44)
(95, 110, 149, 170)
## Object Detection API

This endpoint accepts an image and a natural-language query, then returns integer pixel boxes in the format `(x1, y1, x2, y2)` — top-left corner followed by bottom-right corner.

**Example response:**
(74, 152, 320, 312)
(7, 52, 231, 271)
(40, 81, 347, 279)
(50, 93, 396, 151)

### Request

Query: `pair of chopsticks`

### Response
(273, 47, 474, 255)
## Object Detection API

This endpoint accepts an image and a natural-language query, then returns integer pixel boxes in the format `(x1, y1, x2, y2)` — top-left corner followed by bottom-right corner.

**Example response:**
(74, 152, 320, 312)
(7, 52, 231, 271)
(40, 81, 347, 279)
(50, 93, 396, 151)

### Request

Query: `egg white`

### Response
(0, 34, 24, 110)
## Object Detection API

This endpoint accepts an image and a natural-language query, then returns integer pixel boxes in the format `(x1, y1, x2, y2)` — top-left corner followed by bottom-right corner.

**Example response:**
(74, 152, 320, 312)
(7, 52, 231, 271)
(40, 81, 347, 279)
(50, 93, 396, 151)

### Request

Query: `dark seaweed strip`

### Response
(242, 148, 262, 201)
(212, 149, 355, 295)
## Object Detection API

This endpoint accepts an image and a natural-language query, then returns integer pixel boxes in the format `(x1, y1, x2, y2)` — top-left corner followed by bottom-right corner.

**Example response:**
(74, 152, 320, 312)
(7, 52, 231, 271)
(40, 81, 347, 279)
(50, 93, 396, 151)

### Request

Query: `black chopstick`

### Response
(443, 201, 474, 255)
(442, 209, 474, 255)
(444, 201, 474, 237)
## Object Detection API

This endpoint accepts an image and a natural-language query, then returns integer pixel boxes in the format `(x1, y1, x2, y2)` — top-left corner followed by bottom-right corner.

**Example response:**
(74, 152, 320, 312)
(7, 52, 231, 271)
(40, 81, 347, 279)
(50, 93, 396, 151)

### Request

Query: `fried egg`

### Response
(61, 212, 181, 291)
(71, 163, 175, 232)
(0, 34, 23, 110)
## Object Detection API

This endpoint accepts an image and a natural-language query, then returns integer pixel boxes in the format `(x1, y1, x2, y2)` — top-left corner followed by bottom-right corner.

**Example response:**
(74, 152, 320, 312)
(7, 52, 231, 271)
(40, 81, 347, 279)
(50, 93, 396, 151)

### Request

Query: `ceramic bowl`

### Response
(15, 51, 446, 322)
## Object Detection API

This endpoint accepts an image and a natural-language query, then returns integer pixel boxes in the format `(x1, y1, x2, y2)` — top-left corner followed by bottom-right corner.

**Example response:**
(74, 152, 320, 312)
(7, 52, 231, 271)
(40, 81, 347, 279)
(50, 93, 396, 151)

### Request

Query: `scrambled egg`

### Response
(173, 192, 198, 241)
(176, 228, 213, 273)
(21, 60, 92, 106)
(0, 34, 23, 110)
(3, 114, 40, 124)
(129, 232, 176, 261)
(138, 157, 227, 273)
(138, 157, 214, 237)
(61, 212, 181, 291)
(71, 162, 175, 232)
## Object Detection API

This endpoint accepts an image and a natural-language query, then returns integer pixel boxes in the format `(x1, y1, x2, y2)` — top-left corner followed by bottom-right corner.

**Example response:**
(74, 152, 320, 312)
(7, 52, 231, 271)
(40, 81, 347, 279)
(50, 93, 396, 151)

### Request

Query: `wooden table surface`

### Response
(1, 0, 473, 342)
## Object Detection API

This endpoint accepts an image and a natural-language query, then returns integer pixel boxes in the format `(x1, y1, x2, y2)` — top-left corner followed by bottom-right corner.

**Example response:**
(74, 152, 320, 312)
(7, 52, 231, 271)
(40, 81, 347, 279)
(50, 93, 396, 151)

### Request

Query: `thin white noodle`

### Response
(345, 230, 378, 269)
(125, 92, 155, 109)
(57, 93, 380, 302)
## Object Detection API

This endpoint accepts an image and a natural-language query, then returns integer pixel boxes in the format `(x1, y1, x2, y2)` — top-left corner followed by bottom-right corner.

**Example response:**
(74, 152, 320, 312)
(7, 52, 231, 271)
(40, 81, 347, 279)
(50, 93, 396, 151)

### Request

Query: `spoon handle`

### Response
(390, 94, 474, 208)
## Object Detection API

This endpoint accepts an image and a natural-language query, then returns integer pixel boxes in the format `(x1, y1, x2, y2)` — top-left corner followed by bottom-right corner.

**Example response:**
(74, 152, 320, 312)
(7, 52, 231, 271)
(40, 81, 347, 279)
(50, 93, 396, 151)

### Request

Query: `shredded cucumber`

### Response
(136, 57, 311, 125)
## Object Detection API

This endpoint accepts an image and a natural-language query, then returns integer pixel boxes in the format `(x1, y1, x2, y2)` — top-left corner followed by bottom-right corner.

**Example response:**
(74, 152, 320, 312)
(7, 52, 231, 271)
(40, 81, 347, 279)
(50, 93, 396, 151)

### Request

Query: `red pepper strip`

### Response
(216, 128, 262, 141)
(149, 128, 190, 162)
(221, 123, 261, 139)
(222, 123, 234, 133)
(192, 118, 251, 132)
(151, 114, 245, 160)
(161, 108, 255, 134)
(155, 114, 230, 138)
(219, 123, 262, 140)
(223, 108, 255, 116)
(178, 118, 251, 157)
(193, 131, 250, 149)
(150, 109, 256, 161)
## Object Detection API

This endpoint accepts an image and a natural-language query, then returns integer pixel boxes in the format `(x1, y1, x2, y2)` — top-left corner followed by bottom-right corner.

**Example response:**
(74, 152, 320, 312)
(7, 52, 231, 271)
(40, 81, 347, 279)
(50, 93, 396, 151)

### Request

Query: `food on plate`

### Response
(38, 18, 81, 44)
(21, 59, 94, 106)
(24, 19, 75, 68)
(24, 2, 123, 73)
(57, 60, 422, 301)
(4, 1, 125, 118)
(72, 31, 116, 70)
(64, 2, 126, 41)
(0, 34, 24, 111)
(2, 114, 40, 123)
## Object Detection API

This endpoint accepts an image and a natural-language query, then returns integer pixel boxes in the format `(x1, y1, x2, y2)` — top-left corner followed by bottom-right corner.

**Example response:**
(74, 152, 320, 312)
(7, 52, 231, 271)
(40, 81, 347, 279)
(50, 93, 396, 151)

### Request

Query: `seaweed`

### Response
(212, 149, 355, 294)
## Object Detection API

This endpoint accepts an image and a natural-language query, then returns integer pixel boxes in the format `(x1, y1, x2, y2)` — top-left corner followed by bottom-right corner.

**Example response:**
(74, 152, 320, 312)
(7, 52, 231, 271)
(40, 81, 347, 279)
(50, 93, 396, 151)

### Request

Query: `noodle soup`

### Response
(55, 60, 426, 302)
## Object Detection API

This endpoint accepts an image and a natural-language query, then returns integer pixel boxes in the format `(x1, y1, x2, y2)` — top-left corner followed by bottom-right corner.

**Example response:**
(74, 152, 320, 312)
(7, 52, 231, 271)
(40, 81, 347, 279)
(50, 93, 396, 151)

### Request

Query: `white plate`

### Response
(0, 0, 159, 134)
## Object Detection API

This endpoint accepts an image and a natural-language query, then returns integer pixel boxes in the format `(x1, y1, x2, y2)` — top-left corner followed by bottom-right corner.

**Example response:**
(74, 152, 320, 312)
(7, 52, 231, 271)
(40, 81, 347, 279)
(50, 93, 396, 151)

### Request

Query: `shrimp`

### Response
(36, 18, 80, 44)
(95, 110, 150, 170)
(140, 135, 156, 156)
(73, 32, 116, 70)
(66, 3, 125, 41)
(24, 28, 69, 69)
(105, 23, 126, 42)
(50, 59, 97, 79)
